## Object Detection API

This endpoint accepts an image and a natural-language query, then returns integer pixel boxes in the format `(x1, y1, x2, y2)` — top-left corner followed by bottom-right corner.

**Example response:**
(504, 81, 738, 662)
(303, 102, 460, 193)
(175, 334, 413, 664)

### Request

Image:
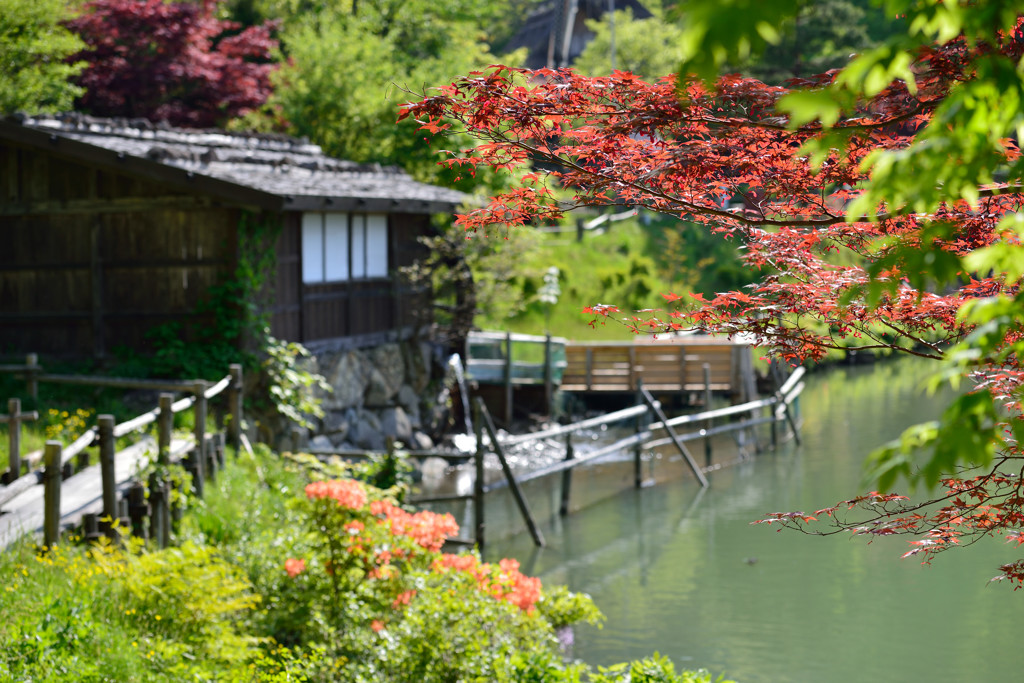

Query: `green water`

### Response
(487, 358, 1024, 682)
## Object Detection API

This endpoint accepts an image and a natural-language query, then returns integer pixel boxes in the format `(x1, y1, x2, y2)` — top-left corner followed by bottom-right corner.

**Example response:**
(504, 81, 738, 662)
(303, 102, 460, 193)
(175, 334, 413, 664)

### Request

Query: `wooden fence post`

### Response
(473, 400, 485, 550)
(127, 482, 148, 540)
(192, 381, 207, 496)
(25, 353, 39, 401)
(82, 513, 102, 543)
(213, 432, 225, 470)
(2, 398, 38, 483)
(158, 394, 173, 464)
(98, 415, 117, 536)
(228, 364, 243, 451)
(703, 363, 713, 466)
(204, 435, 216, 482)
(149, 474, 169, 548)
(43, 441, 62, 547)
(559, 432, 574, 516)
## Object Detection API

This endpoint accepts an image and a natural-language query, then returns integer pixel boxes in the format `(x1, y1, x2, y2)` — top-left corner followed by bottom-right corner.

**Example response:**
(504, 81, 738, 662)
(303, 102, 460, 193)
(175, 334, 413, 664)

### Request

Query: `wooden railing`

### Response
(560, 339, 750, 394)
(408, 366, 806, 549)
(466, 332, 756, 396)
(0, 358, 244, 549)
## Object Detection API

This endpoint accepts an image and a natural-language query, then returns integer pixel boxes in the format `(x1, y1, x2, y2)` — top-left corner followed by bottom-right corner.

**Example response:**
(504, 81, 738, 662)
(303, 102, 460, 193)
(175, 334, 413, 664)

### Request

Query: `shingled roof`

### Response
(3, 113, 467, 214)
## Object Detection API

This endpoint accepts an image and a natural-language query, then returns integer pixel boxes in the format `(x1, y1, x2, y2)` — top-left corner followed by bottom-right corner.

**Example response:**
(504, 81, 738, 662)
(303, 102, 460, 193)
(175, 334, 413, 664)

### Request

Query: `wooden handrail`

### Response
(498, 404, 650, 446)
(204, 375, 232, 399)
(485, 431, 653, 490)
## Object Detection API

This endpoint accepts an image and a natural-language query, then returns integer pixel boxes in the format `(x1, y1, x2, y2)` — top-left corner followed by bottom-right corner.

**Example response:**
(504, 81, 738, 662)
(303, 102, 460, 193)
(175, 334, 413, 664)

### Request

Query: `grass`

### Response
(474, 212, 758, 340)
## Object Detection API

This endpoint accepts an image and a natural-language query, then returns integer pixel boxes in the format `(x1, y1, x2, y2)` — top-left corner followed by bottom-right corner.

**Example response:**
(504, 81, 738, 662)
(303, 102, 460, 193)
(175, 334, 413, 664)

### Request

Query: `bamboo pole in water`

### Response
(476, 397, 545, 548)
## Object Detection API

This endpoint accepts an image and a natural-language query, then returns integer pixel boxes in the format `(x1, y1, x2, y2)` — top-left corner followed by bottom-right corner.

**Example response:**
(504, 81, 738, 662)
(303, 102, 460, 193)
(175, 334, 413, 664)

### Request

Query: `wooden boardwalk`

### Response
(561, 338, 753, 396)
(0, 436, 190, 548)
(465, 332, 758, 425)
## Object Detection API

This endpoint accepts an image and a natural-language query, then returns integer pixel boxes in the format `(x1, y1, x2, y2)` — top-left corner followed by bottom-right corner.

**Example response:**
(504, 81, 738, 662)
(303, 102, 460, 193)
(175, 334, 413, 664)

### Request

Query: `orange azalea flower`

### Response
(373, 501, 459, 551)
(305, 479, 368, 510)
(391, 589, 416, 609)
(284, 558, 306, 578)
(432, 552, 542, 612)
(371, 619, 385, 632)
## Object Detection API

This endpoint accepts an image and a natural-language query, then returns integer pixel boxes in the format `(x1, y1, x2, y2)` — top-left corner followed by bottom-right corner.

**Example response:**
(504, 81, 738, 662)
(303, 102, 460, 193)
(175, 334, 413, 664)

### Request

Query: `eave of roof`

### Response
(1, 114, 468, 215)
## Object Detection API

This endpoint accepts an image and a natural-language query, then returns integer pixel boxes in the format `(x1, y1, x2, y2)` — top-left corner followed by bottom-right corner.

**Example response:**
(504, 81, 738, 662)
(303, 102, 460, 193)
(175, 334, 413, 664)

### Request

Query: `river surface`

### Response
(484, 357, 1024, 682)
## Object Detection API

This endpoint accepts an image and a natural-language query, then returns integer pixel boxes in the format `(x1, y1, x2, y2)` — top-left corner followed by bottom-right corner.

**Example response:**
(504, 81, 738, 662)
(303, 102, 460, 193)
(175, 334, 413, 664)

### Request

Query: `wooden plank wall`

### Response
(0, 141, 237, 357)
(1, 140, 438, 357)
(269, 212, 302, 340)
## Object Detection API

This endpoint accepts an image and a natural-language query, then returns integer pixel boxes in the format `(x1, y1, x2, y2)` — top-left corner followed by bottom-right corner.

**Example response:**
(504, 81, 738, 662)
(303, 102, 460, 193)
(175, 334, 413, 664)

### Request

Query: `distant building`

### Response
(0, 114, 466, 359)
(504, 0, 653, 69)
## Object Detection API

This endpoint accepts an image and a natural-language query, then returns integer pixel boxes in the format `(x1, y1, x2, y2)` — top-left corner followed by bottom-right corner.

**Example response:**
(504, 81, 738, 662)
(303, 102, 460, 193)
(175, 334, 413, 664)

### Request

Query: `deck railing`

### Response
(1, 358, 244, 548)
(409, 366, 806, 548)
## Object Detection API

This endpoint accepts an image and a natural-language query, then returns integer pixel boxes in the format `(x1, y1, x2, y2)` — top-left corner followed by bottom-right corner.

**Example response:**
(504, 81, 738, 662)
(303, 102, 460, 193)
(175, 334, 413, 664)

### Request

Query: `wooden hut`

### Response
(0, 114, 466, 358)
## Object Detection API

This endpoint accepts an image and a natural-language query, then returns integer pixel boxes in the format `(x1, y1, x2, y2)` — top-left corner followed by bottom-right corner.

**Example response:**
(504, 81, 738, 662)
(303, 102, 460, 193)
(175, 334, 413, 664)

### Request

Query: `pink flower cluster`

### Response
(305, 479, 368, 510)
(370, 500, 459, 552)
(433, 554, 542, 612)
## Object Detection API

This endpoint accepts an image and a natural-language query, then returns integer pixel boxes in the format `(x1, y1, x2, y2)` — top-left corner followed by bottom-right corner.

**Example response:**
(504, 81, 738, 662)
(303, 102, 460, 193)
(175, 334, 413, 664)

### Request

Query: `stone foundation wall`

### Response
(286, 340, 452, 453)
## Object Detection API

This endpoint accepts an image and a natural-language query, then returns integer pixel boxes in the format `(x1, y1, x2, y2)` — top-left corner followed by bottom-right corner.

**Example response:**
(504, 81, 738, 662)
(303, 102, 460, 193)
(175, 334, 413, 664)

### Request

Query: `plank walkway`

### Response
(0, 436, 191, 548)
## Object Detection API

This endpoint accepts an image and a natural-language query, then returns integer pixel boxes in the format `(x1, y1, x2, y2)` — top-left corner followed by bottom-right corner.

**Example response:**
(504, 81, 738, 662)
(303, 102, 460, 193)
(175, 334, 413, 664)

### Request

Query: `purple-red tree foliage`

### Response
(66, 0, 277, 128)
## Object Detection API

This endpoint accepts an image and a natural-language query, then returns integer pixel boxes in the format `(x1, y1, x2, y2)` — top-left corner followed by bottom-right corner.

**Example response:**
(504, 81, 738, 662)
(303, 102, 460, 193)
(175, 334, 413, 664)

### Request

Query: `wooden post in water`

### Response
(634, 381, 645, 488)
(43, 441, 62, 547)
(473, 400, 486, 550)
(703, 363, 713, 466)
(25, 353, 39, 401)
(477, 398, 545, 547)
(641, 388, 709, 488)
(503, 332, 513, 427)
(98, 415, 117, 537)
(228, 364, 243, 451)
(2, 398, 38, 483)
(544, 334, 553, 415)
(560, 432, 574, 516)
(770, 405, 779, 449)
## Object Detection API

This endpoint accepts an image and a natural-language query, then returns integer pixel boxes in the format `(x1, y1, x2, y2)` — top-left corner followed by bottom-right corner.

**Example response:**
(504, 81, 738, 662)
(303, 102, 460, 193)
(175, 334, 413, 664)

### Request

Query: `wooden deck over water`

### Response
(466, 332, 758, 424)
(561, 339, 750, 394)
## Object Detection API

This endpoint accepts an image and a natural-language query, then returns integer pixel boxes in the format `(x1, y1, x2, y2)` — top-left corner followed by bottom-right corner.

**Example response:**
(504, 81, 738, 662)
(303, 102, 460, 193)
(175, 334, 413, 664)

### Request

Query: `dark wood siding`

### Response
(269, 212, 302, 341)
(391, 213, 432, 329)
(0, 140, 238, 358)
(0, 138, 442, 358)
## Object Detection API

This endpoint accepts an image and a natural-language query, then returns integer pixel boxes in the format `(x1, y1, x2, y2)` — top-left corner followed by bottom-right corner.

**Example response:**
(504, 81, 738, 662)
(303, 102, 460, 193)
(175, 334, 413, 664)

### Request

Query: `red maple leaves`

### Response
(403, 21, 1024, 587)
(66, 0, 278, 127)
